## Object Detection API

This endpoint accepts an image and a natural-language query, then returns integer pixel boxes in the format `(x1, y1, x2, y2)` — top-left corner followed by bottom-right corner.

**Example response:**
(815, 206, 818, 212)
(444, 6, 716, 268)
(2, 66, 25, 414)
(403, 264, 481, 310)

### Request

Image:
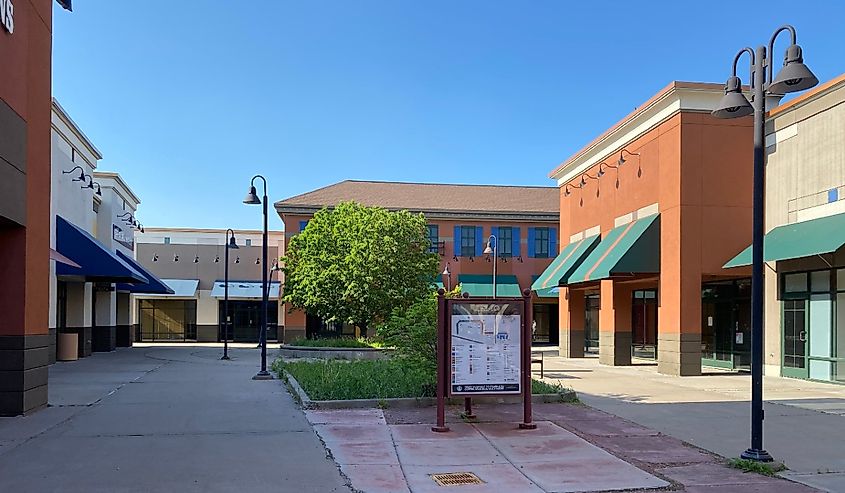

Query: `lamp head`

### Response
(243, 185, 261, 205)
(227, 235, 239, 249)
(94, 183, 102, 196)
(483, 241, 494, 255)
(769, 44, 818, 94)
(442, 265, 450, 276)
(712, 76, 754, 119)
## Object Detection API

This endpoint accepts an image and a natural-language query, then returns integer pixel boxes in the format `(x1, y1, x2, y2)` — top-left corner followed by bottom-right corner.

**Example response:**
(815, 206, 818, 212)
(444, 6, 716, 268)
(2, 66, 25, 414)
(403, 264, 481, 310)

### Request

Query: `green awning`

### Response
(458, 274, 522, 297)
(724, 212, 845, 268)
(532, 276, 559, 298)
(566, 214, 660, 284)
(531, 235, 600, 292)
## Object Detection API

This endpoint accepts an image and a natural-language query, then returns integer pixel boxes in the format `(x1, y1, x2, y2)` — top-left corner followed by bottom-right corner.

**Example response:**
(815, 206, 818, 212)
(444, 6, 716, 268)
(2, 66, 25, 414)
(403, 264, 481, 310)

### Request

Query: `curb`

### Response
(282, 370, 577, 410)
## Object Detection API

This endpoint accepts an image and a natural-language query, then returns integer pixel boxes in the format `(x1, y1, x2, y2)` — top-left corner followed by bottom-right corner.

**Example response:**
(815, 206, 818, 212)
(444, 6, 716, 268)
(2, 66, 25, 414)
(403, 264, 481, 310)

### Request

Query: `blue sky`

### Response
(53, 1, 845, 231)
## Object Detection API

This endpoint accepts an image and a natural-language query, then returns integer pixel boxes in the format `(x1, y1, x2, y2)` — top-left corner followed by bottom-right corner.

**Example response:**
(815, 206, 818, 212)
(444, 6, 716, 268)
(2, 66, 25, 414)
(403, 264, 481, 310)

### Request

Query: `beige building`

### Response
(132, 228, 284, 343)
(725, 73, 845, 383)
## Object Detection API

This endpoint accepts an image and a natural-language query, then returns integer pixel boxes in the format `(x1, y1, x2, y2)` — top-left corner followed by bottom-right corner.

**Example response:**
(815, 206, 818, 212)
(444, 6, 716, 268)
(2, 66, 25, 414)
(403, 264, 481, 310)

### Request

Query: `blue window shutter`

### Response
(454, 226, 462, 256)
(475, 226, 484, 256)
(829, 188, 839, 203)
(299, 220, 308, 232)
(549, 227, 557, 256)
(527, 227, 536, 258)
(512, 227, 521, 257)
(490, 227, 498, 250)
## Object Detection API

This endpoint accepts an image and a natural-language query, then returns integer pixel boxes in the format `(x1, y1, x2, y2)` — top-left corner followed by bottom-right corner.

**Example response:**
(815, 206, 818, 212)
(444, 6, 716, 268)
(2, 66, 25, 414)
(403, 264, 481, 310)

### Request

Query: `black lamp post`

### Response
(483, 235, 498, 299)
(221, 229, 239, 361)
(268, 260, 281, 342)
(244, 175, 273, 380)
(712, 24, 817, 463)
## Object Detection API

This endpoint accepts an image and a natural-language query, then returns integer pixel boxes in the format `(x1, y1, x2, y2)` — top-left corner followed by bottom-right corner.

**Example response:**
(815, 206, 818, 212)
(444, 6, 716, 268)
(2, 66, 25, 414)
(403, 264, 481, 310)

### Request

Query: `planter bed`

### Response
(281, 369, 577, 410)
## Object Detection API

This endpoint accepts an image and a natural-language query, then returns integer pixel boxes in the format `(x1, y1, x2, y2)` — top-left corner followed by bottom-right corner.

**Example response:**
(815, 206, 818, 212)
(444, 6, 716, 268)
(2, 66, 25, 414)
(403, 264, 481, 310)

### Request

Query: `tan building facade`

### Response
(727, 74, 845, 383)
(133, 228, 284, 343)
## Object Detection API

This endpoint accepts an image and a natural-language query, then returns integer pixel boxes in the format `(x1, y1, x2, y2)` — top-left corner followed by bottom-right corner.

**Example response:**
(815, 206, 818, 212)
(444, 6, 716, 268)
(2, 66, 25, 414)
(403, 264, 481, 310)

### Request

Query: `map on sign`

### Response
(450, 302, 521, 395)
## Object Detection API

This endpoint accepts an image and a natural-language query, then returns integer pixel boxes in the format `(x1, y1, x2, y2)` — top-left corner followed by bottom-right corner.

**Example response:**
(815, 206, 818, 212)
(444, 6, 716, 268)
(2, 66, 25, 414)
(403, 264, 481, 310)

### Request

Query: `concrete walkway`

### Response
(0, 346, 350, 493)
(536, 352, 845, 492)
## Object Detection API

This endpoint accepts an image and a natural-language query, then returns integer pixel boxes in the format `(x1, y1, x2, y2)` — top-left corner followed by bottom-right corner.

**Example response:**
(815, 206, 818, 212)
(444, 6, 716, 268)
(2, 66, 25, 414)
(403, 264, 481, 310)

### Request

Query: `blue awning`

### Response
(114, 250, 174, 294)
(55, 216, 148, 283)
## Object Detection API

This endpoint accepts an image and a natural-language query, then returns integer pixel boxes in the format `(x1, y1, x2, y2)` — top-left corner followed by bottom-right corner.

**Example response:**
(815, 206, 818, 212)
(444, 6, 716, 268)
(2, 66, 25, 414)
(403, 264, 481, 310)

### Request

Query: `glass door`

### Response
(584, 294, 600, 353)
(632, 289, 658, 360)
(782, 299, 808, 379)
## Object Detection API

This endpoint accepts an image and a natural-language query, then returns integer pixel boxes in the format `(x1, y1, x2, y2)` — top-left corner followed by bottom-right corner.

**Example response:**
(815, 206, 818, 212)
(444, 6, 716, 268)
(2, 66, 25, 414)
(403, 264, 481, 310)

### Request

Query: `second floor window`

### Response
(461, 226, 476, 257)
(534, 227, 549, 258)
(426, 225, 439, 253)
(498, 227, 512, 256)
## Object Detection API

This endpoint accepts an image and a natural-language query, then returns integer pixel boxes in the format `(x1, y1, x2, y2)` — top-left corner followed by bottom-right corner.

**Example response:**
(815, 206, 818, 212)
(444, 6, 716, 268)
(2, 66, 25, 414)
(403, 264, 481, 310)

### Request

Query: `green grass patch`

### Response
(287, 337, 384, 349)
(279, 359, 435, 400)
(276, 358, 574, 401)
(728, 458, 787, 476)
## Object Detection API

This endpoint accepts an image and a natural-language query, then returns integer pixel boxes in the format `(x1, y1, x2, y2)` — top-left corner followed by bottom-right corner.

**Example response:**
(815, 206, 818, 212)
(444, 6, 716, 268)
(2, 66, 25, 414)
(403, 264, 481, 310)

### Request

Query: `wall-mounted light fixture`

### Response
(194, 256, 199, 263)
(174, 255, 179, 262)
(153, 254, 159, 262)
(62, 166, 86, 182)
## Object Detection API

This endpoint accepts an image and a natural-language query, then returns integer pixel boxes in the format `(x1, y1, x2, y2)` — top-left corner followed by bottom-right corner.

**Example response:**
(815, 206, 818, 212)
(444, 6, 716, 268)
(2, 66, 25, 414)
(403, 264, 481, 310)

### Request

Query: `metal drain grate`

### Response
(430, 472, 485, 487)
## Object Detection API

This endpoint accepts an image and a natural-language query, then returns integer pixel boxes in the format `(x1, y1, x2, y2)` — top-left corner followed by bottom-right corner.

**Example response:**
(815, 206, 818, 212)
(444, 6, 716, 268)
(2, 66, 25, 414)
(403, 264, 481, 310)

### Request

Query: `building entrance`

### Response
(701, 279, 751, 370)
(218, 300, 278, 343)
(585, 294, 600, 353)
(632, 289, 658, 359)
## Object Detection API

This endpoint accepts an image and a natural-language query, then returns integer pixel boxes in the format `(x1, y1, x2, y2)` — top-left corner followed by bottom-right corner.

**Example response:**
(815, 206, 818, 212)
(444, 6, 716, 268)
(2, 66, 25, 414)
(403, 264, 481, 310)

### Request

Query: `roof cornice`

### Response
(275, 204, 558, 222)
(51, 98, 103, 160)
(549, 82, 727, 186)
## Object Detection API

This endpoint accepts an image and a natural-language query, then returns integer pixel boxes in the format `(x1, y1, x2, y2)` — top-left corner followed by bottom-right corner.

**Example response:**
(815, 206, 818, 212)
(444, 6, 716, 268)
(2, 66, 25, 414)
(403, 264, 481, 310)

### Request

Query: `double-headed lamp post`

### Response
(221, 229, 239, 361)
(244, 175, 273, 380)
(712, 24, 817, 463)
(483, 235, 498, 299)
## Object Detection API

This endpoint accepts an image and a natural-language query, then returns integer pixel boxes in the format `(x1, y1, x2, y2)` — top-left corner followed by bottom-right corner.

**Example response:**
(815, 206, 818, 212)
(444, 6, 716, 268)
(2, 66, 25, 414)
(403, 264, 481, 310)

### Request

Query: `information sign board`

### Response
(448, 300, 522, 395)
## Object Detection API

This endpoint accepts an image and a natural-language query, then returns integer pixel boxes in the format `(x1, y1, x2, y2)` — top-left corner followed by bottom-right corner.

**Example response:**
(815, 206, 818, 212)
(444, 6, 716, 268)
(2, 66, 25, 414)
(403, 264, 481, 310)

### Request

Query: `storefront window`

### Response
(784, 272, 808, 293)
(811, 270, 830, 292)
(781, 269, 844, 383)
(701, 280, 751, 369)
(139, 299, 197, 341)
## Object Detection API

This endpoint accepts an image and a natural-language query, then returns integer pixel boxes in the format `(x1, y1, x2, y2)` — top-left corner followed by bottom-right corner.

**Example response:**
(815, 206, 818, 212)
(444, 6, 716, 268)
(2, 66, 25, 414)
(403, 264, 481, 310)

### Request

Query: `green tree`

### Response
(282, 201, 439, 335)
(377, 286, 460, 374)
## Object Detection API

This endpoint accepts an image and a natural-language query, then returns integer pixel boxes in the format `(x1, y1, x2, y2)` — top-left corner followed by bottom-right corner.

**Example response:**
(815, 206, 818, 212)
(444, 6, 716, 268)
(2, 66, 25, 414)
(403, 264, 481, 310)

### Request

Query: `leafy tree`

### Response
(282, 201, 439, 336)
(377, 286, 460, 374)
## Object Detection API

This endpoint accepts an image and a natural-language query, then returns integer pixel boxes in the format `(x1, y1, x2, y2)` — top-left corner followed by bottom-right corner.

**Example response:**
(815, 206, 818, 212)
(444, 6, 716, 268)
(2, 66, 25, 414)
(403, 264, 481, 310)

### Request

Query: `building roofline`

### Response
(51, 98, 104, 160)
(140, 227, 284, 235)
(274, 179, 557, 208)
(93, 171, 142, 206)
(548, 81, 729, 185)
(768, 72, 845, 118)
(548, 81, 724, 180)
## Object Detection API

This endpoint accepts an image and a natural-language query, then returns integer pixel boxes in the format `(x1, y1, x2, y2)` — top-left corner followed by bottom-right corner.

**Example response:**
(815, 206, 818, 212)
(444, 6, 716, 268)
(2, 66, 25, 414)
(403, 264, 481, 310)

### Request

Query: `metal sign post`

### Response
(432, 288, 535, 432)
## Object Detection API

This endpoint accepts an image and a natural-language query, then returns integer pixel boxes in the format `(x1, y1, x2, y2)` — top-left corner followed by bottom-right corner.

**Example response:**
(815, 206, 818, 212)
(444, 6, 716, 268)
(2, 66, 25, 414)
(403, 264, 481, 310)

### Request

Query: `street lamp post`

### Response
(712, 24, 817, 462)
(483, 235, 498, 299)
(268, 260, 281, 342)
(221, 229, 239, 360)
(442, 263, 451, 291)
(244, 175, 273, 380)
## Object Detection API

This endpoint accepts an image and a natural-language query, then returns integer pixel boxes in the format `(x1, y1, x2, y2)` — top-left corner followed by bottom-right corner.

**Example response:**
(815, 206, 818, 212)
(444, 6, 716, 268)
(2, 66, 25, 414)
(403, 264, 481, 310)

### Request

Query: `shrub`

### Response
(376, 287, 460, 374)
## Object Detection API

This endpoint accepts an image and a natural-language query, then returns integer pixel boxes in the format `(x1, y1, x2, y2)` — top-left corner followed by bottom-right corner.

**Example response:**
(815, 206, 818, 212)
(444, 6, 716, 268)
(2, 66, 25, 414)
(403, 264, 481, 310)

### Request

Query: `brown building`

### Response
(1, 0, 72, 416)
(132, 228, 284, 343)
(274, 180, 561, 342)
(535, 82, 755, 376)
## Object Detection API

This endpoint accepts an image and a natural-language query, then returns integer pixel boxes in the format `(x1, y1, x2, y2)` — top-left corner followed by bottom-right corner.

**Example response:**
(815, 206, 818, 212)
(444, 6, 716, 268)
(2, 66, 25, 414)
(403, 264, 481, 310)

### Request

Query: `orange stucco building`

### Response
(540, 82, 755, 376)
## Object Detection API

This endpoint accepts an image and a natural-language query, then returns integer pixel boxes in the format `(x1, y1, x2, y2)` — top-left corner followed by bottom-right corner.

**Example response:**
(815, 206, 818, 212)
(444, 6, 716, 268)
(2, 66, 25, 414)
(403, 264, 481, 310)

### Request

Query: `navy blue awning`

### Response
(114, 250, 175, 294)
(55, 216, 148, 283)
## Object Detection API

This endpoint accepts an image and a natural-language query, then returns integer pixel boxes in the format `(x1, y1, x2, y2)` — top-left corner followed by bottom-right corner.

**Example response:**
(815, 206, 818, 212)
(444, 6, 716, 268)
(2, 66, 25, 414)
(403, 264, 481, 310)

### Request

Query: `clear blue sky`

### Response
(52, 1, 845, 231)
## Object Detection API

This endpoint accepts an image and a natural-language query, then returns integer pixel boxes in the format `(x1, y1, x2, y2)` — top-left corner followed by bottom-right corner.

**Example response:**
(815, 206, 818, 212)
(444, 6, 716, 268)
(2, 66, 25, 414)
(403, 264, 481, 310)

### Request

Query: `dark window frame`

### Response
(534, 227, 550, 258)
(460, 226, 476, 257)
(498, 227, 513, 257)
(426, 225, 440, 254)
